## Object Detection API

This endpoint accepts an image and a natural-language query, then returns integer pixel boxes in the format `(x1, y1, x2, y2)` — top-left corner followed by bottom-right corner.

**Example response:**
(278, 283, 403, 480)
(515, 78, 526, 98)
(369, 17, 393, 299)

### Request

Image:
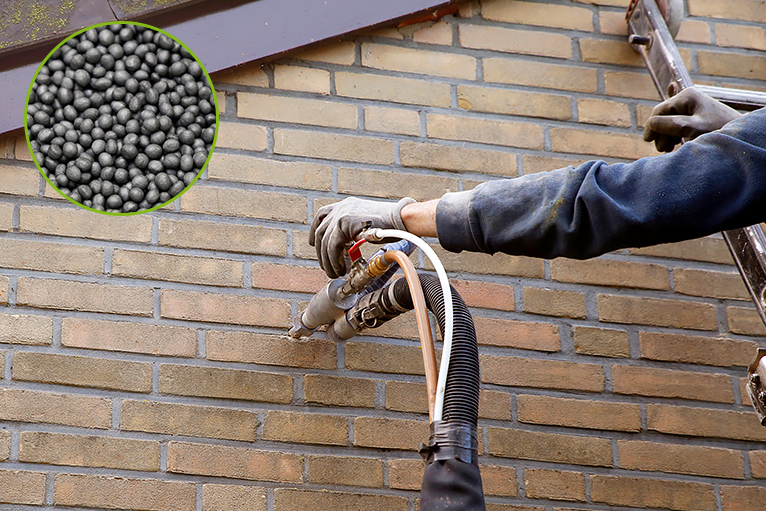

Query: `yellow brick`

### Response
(121, 399, 258, 441)
(161, 289, 290, 327)
(525, 468, 587, 502)
(481, 465, 518, 497)
(203, 484, 267, 511)
(591, 474, 716, 511)
(62, 318, 197, 357)
(263, 410, 347, 445)
(0, 313, 52, 345)
(337, 167, 457, 201)
(458, 85, 571, 120)
(688, 0, 766, 24)
(0, 430, 11, 461)
(304, 375, 375, 408)
(20, 205, 152, 242)
(401, 141, 517, 176)
(0, 469, 46, 505)
(212, 61, 269, 87)
(728, 306, 766, 336)
(17, 277, 153, 316)
(550, 127, 658, 159)
(484, 58, 597, 93)
(613, 365, 734, 403)
(13, 352, 153, 392)
(0, 134, 16, 158)
(715, 23, 766, 50)
(364, 106, 421, 136)
(0, 388, 111, 428)
(605, 71, 660, 100)
(648, 404, 766, 441)
(599, 11, 628, 36)
(636, 103, 655, 128)
(274, 488, 407, 511)
(0, 238, 103, 275)
(308, 455, 384, 487)
(677, 19, 712, 43)
(574, 326, 630, 358)
(15, 135, 33, 161)
(158, 218, 287, 256)
(274, 129, 394, 165)
(238, 92, 357, 129)
(180, 185, 306, 223)
(361, 43, 476, 80)
(215, 90, 225, 114)
(640, 331, 758, 367)
(523, 287, 586, 319)
(112, 249, 244, 287)
(54, 474, 195, 511)
(0, 202, 13, 231)
(522, 155, 580, 175)
(291, 41, 356, 65)
(19, 432, 160, 471)
(674, 268, 750, 300)
(0, 164, 39, 196)
(598, 294, 718, 331)
(425, 243, 544, 277)
(617, 439, 744, 479)
(274, 64, 331, 94)
(354, 417, 428, 450)
(427, 113, 544, 149)
(482, 0, 594, 31)
(519, 394, 640, 432)
(482, 355, 604, 392)
(215, 122, 267, 151)
(460, 24, 572, 59)
(630, 236, 733, 264)
(170, 441, 301, 482)
(577, 98, 631, 127)
(208, 153, 331, 190)
(388, 459, 423, 490)
(159, 364, 292, 403)
(335, 71, 451, 107)
(698, 50, 766, 80)
(206, 331, 336, 369)
(475, 316, 560, 353)
(0, 275, 8, 304)
(551, 257, 670, 290)
(489, 427, 612, 467)
(412, 21, 453, 45)
(580, 38, 645, 67)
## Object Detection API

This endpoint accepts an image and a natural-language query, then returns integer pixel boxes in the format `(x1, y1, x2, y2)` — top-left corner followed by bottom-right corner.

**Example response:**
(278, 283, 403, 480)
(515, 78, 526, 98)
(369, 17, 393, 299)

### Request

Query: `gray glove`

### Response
(643, 87, 742, 152)
(309, 197, 416, 278)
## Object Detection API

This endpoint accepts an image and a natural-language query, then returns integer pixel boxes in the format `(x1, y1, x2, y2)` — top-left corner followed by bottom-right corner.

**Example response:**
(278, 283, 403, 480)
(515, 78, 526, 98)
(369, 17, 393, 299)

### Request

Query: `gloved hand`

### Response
(309, 196, 416, 278)
(643, 87, 742, 152)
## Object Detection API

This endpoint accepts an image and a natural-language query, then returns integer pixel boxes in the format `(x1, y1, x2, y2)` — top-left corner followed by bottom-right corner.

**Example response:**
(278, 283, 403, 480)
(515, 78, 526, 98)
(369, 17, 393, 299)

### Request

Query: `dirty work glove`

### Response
(309, 197, 416, 278)
(643, 87, 742, 152)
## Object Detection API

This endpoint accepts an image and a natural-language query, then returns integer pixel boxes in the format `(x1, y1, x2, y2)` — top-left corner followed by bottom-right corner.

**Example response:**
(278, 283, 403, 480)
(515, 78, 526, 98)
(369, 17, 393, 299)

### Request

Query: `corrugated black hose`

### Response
(380, 274, 486, 511)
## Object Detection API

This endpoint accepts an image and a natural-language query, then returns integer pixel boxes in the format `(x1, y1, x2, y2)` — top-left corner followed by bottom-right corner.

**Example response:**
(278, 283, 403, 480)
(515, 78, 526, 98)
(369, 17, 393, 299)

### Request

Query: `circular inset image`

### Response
(25, 22, 218, 214)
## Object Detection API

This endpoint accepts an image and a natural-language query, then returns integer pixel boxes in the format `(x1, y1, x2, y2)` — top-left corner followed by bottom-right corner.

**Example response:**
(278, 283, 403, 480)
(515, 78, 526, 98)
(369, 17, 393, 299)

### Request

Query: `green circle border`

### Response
(24, 20, 220, 216)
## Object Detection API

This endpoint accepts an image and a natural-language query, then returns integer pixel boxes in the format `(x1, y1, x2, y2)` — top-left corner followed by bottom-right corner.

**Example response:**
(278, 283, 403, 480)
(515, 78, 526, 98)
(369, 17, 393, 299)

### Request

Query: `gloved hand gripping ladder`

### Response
(289, 229, 486, 511)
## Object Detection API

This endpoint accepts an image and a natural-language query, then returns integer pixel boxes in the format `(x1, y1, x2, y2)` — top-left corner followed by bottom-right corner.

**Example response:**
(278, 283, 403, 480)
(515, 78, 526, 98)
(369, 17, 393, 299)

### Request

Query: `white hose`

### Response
(367, 228, 453, 421)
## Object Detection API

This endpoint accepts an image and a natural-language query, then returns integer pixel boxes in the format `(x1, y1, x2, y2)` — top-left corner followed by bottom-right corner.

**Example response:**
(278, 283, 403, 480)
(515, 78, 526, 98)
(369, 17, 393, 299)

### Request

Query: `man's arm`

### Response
(310, 91, 766, 277)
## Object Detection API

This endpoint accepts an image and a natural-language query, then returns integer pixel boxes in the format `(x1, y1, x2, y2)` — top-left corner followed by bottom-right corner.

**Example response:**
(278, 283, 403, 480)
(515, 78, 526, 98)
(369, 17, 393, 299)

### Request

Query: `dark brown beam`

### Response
(0, 0, 454, 136)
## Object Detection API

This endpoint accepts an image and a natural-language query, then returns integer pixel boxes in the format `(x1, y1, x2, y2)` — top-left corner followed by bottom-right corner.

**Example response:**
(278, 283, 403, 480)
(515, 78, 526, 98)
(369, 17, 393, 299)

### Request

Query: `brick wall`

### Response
(1, 0, 766, 509)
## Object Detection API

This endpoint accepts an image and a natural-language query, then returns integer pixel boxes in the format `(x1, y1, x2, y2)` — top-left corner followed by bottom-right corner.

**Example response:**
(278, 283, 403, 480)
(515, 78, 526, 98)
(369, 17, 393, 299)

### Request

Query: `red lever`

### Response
(348, 239, 366, 262)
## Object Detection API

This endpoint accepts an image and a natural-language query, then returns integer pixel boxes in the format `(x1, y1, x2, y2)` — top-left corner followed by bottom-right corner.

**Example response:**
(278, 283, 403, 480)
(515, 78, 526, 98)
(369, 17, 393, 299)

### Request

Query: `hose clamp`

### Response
(419, 420, 479, 465)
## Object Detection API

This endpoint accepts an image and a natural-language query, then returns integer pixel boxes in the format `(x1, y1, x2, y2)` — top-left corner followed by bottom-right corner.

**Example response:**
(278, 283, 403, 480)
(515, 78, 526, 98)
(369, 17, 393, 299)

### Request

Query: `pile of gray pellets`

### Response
(26, 23, 217, 213)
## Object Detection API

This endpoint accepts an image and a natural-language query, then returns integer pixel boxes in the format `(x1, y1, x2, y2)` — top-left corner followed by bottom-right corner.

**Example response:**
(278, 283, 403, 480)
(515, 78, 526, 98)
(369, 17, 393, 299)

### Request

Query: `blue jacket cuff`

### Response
(436, 190, 480, 253)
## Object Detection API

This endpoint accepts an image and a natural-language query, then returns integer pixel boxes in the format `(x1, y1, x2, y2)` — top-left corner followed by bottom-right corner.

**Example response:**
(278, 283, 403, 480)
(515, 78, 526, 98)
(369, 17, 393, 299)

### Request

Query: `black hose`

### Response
(389, 274, 480, 426)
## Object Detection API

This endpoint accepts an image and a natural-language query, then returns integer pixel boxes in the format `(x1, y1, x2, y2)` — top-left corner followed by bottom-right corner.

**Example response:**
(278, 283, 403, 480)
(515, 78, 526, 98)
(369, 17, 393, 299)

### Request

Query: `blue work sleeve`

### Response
(436, 107, 766, 260)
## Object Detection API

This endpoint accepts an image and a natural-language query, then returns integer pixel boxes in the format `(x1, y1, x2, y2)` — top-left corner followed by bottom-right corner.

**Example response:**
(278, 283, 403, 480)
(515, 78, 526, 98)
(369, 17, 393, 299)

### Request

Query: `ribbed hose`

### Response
(390, 275, 480, 425)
